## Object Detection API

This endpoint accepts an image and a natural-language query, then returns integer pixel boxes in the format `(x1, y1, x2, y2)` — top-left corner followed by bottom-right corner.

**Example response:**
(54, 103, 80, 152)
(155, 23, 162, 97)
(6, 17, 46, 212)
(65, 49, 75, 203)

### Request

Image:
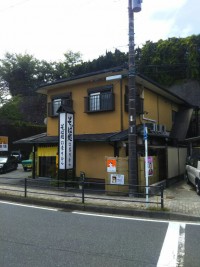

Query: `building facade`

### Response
(15, 67, 194, 186)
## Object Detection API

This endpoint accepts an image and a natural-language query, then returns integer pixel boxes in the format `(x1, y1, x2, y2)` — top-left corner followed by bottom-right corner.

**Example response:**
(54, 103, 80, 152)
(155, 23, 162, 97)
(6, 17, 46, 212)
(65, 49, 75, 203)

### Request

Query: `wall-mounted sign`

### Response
(0, 136, 8, 151)
(107, 159, 117, 172)
(110, 174, 124, 185)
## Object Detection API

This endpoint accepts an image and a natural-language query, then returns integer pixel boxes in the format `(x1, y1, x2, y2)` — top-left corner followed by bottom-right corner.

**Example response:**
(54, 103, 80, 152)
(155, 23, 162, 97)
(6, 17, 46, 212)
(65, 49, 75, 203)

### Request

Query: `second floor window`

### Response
(90, 92, 100, 111)
(48, 93, 73, 117)
(84, 85, 114, 113)
(53, 98, 62, 115)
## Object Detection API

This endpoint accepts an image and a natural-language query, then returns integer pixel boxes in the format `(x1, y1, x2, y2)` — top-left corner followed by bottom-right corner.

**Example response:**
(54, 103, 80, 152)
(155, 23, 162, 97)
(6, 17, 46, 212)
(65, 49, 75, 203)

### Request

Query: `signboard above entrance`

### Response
(0, 136, 8, 151)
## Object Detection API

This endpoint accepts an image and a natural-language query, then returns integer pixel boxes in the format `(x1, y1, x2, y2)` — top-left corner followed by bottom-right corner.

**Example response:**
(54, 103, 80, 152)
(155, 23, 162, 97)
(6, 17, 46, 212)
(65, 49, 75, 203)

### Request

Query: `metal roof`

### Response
(14, 129, 172, 145)
(14, 132, 120, 144)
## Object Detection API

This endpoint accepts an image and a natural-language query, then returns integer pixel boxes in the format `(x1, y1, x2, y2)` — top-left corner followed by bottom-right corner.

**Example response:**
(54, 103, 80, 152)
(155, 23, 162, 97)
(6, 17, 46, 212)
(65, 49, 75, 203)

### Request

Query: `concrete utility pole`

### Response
(128, 0, 142, 195)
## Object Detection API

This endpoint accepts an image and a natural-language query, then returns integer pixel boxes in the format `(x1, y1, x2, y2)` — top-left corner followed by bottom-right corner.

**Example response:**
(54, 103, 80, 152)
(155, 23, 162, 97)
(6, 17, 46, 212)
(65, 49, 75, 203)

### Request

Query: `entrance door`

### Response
(39, 156, 56, 178)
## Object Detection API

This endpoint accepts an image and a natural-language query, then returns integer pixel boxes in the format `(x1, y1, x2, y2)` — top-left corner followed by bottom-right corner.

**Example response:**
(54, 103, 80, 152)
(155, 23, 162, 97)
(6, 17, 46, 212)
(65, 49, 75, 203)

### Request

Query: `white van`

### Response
(185, 155, 200, 195)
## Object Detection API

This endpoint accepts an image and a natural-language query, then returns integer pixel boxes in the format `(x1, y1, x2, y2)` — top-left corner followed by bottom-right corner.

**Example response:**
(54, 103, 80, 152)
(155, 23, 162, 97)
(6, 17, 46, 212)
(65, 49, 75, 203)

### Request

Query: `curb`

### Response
(1, 194, 200, 223)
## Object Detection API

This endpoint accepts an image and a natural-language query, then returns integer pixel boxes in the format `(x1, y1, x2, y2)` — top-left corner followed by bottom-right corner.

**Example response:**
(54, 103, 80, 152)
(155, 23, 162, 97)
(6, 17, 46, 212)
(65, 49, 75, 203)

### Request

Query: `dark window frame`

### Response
(48, 93, 73, 117)
(84, 85, 115, 113)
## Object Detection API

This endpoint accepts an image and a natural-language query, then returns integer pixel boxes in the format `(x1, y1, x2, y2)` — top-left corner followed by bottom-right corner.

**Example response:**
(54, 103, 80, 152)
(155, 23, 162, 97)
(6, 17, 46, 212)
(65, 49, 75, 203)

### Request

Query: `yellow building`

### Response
(15, 67, 193, 185)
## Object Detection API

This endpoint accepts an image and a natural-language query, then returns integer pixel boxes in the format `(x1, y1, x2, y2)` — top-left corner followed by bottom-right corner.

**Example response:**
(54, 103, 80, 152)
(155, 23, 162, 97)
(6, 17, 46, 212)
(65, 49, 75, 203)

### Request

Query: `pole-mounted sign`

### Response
(59, 111, 74, 170)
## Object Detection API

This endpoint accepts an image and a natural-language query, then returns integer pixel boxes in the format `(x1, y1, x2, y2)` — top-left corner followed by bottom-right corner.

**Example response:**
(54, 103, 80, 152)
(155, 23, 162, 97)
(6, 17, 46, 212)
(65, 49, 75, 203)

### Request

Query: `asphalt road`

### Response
(0, 164, 30, 179)
(0, 201, 200, 267)
(0, 164, 30, 187)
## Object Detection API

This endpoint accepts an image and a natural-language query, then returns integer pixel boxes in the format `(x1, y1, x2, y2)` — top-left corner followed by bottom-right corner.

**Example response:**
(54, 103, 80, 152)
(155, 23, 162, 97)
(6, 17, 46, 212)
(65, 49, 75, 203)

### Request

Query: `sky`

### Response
(0, 0, 199, 62)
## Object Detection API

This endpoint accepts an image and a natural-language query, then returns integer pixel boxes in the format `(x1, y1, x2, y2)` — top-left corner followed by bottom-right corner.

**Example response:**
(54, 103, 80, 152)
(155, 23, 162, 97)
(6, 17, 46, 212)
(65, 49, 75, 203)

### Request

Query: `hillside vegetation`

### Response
(0, 34, 199, 125)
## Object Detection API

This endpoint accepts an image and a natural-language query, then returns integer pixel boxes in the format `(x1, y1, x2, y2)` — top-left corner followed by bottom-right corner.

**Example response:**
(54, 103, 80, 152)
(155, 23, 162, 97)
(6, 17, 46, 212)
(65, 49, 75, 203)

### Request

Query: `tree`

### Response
(0, 78, 10, 106)
(0, 95, 23, 124)
(136, 35, 200, 86)
(0, 51, 84, 125)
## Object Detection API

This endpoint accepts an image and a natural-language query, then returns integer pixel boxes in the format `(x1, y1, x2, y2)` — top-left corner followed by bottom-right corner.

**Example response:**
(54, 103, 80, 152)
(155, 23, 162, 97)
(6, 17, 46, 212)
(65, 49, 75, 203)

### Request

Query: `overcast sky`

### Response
(0, 0, 199, 62)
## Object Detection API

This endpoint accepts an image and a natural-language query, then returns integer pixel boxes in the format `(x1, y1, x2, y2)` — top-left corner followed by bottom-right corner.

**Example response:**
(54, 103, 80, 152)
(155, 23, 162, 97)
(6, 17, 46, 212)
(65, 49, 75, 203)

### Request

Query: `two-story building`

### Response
(15, 67, 194, 186)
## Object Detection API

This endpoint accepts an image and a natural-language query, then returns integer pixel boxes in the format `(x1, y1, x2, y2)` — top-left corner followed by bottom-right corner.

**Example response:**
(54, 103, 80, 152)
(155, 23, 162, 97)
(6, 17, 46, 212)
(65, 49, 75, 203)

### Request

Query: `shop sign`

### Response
(59, 113, 66, 169)
(66, 113, 74, 169)
(0, 136, 8, 151)
(59, 112, 74, 170)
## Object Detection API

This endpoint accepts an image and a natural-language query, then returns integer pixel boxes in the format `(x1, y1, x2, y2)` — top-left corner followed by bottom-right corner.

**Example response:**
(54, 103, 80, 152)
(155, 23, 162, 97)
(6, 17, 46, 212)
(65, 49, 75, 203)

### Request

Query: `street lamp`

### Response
(128, 0, 142, 195)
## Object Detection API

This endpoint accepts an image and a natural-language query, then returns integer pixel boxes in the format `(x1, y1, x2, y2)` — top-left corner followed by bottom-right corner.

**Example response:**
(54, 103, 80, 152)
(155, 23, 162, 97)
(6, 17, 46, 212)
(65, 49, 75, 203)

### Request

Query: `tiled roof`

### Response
(14, 132, 123, 144)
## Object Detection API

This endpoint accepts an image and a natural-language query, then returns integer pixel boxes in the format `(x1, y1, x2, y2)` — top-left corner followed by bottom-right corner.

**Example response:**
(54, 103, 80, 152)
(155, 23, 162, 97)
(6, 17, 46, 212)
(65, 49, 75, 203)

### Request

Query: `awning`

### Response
(14, 132, 123, 145)
(14, 129, 171, 145)
(13, 133, 58, 144)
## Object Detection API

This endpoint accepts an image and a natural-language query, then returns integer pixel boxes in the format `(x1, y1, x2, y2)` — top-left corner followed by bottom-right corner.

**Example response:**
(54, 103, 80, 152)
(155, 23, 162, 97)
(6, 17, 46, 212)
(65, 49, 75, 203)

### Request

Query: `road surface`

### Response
(0, 201, 199, 267)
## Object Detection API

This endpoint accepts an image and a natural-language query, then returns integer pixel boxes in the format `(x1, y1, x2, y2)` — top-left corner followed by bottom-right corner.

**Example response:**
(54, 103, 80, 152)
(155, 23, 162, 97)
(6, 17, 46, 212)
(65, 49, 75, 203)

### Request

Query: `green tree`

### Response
(0, 95, 23, 124)
(137, 35, 200, 85)
(0, 78, 10, 106)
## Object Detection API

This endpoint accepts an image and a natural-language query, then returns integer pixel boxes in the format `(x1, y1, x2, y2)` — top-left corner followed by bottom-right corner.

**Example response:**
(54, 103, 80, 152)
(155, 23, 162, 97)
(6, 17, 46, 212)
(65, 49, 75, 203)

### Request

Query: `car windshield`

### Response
(0, 157, 7, 163)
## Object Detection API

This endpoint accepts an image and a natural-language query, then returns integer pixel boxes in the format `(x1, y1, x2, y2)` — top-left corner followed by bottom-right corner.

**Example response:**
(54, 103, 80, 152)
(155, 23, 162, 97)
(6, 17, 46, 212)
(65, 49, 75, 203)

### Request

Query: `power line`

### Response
(0, 0, 31, 13)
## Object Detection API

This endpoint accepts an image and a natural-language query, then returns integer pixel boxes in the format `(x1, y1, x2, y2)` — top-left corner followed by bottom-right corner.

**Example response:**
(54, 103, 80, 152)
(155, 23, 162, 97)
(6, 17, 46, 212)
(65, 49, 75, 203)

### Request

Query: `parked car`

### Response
(21, 159, 32, 171)
(10, 150, 22, 163)
(185, 155, 200, 195)
(0, 156, 18, 174)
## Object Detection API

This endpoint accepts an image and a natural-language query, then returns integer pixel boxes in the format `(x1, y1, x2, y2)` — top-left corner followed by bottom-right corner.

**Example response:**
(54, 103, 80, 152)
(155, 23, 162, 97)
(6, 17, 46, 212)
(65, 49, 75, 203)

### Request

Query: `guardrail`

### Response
(0, 177, 164, 209)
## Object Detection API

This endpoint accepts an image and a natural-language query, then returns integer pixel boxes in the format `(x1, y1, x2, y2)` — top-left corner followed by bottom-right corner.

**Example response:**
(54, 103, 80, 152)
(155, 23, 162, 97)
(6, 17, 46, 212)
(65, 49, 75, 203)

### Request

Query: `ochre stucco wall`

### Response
(47, 79, 124, 136)
(143, 88, 179, 130)
(76, 142, 114, 179)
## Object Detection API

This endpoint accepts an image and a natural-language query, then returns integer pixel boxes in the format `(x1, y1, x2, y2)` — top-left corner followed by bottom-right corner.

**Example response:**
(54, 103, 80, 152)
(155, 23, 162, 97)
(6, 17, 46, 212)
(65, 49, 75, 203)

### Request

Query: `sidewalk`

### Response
(163, 180, 200, 218)
(0, 171, 200, 222)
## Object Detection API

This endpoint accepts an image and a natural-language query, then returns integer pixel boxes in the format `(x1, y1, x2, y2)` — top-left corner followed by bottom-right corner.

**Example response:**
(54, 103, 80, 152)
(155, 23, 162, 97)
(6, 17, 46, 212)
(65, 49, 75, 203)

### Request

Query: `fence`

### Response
(0, 177, 164, 209)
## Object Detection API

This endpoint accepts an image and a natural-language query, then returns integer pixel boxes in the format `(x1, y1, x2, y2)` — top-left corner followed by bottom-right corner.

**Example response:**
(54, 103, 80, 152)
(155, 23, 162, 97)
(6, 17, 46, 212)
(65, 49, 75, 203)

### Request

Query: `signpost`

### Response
(58, 111, 74, 181)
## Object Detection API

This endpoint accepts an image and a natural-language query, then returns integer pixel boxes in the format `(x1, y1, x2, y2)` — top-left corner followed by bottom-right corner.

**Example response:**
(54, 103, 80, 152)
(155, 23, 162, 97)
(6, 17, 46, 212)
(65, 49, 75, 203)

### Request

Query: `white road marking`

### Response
(177, 224, 186, 267)
(0, 200, 58, 211)
(72, 211, 200, 225)
(157, 222, 186, 267)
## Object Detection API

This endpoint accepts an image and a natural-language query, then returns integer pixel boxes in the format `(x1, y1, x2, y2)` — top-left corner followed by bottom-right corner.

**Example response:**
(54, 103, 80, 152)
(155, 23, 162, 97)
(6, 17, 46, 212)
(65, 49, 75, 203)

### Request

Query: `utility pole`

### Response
(128, 0, 142, 195)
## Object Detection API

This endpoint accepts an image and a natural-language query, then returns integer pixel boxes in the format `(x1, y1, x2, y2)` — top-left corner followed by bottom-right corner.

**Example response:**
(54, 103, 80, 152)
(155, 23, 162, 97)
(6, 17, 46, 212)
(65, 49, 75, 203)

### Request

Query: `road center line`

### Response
(157, 222, 185, 267)
(0, 200, 58, 211)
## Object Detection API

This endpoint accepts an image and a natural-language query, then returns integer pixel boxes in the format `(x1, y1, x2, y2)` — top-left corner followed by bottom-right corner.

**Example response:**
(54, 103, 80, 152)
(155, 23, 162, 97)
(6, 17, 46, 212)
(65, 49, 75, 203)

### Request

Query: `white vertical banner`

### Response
(59, 113, 66, 170)
(144, 126, 149, 206)
(66, 113, 74, 169)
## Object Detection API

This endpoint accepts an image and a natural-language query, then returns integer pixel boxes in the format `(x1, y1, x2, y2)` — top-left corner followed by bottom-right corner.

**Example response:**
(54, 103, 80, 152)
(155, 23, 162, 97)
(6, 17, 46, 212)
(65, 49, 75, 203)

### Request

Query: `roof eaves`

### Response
(137, 73, 192, 107)
(37, 66, 128, 93)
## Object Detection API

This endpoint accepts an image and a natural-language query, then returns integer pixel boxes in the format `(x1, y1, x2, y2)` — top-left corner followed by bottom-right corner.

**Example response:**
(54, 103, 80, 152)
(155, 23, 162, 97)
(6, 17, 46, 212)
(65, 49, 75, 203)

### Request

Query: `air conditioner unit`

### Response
(145, 123, 157, 133)
(157, 124, 166, 134)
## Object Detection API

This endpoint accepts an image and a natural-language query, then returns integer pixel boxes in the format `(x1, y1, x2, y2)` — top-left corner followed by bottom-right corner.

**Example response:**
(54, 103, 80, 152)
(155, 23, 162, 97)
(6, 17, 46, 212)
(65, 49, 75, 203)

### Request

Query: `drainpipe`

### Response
(142, 114, 156, 123)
